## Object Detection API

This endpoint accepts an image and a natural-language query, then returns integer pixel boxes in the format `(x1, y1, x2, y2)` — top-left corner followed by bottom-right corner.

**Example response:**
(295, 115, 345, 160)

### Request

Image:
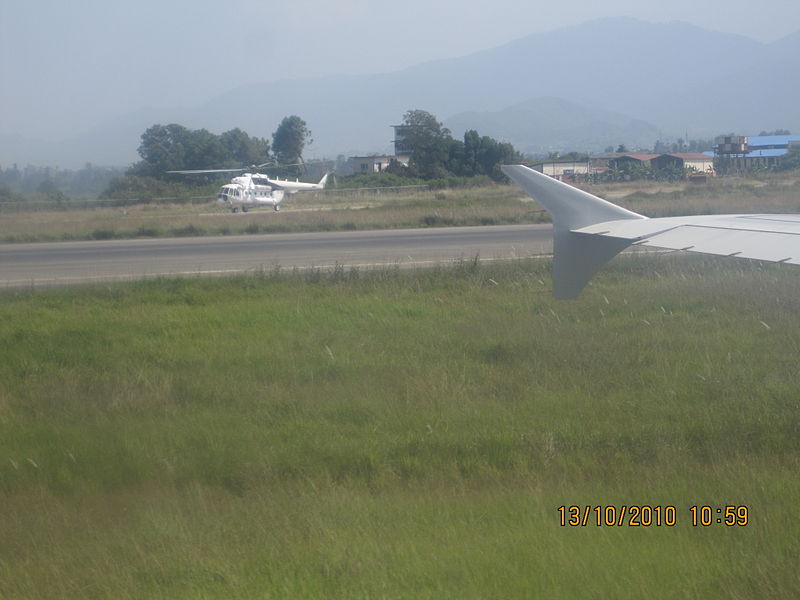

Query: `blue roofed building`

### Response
(711, 134, 800, 171)
(747, 135, 800, 152)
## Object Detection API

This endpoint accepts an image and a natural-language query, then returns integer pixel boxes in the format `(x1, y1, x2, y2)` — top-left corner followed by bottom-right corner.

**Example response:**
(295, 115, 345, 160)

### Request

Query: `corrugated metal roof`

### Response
(714, 149, 788, 158)
(742, 149, 788, 158)
(662, 153, 714, 160)
(704, 149, 790, 158)
(589, 153, 625, 159)
(746, 135, 800, 148)
(615, 153, 660, 161)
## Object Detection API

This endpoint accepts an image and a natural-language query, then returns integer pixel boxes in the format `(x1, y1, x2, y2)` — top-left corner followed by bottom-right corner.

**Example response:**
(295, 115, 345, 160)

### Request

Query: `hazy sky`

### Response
(1, 0, 799, 141)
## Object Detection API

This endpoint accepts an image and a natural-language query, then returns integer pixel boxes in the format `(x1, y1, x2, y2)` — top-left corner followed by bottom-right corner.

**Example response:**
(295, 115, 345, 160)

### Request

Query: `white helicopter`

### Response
(168, 164, 328, 212)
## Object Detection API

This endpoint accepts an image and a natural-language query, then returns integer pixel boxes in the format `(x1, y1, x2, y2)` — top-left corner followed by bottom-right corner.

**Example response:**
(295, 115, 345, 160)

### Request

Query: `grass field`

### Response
(2, 173, 799, 244)
(1, 256, 799, 598)
(0, 185, 545, 243)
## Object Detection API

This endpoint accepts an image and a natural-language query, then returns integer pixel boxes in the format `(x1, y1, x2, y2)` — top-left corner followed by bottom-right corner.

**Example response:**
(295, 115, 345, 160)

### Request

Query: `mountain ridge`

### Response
(3, 17, 797, 168)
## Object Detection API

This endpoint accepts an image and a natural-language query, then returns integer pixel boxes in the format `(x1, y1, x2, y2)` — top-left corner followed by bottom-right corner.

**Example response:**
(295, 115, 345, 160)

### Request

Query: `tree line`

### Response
(392, 110, 522, 182)
(129, 109, 521, 183)
(129, 116, 312, 179)
(100, 116, 312, 201)
(111, 109, 522, 201)
(0, 163, 123, 204)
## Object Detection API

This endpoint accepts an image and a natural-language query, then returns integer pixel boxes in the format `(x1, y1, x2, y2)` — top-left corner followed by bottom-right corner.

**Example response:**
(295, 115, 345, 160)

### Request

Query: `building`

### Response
(348, 125, 413, 174)
(532, 161, 590, 181)
(651, 153, 715, 174)
(587, 152, 624, 174)
(349, 154, 409, 174)
(392, 125, 414, 156)
(351, 155, 392, 174)
(712, 134, 800, 171)
(608, 154, 661, 170)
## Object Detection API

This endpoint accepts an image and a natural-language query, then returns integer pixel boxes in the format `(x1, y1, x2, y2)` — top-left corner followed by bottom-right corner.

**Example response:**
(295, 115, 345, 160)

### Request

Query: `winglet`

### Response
(502, 165, 646, 299)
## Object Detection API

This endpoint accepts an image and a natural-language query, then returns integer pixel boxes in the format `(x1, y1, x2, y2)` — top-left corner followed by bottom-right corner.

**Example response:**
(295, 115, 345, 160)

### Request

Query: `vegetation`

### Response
(3, 173, 800, 243)
(103, 119, 317, 201)
(271, 115, 313, 174)
(334, 172, 496, 191)
(590, 174, 800, 217)
(0, 183, 544, 243)
(4, 123, 798, 210)
(128, 124, 271, 179)
(759, 129, 792, 136)
(392, 110, 523, 182)
(0, 163, 123, 201)
(653, 137, 715, 154)
(600, 159, 687, 183)
(777, 147, 800, 172)
(1, 256, 799, 598)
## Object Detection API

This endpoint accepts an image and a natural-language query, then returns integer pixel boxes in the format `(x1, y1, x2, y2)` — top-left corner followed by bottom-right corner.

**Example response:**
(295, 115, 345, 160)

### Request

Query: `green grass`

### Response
(1, 257, 799, 598)
(598, 173, 800, 217)
(4, 173, 800, 244)
(0, 185, 544, 243)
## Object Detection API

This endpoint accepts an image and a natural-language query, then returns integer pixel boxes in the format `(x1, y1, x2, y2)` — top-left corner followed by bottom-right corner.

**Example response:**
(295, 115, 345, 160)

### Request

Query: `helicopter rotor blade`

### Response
(252, 161, 305, 170)
(166, 168, 247, 174)
(167, 161, 307, 175)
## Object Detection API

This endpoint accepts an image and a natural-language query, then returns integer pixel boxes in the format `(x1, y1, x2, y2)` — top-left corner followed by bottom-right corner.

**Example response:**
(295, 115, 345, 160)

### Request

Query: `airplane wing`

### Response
(502, 165, 800, 298)
(577, 214, 800, 264)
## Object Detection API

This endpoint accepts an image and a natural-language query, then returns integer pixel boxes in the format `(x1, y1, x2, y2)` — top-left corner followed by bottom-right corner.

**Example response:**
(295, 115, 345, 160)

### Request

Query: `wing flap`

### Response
(577, 215, 800, 265)
(633, 226, 800, 264)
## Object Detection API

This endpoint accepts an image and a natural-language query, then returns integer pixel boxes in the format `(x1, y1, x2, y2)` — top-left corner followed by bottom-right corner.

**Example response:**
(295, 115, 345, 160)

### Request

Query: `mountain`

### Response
(4, 17, 799, 167)
(444, 97, 660, 154)
(187, 17, 800, 159)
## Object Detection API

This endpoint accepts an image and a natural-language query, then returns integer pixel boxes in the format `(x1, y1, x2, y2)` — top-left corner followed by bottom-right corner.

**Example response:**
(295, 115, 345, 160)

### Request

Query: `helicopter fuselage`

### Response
(216, 172, 327, 212)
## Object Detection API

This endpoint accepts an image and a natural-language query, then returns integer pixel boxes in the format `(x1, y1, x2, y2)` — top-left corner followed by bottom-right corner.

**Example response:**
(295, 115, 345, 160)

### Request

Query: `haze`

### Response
(1, 0, 799, 160)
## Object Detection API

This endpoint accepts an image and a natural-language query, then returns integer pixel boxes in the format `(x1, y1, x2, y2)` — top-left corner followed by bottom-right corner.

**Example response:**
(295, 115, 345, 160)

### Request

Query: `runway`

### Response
(0, 224, 554, 288)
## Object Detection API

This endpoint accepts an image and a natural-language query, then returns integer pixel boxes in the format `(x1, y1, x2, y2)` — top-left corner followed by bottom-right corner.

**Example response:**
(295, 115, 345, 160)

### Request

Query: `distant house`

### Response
(588, 152, 624, 173)
(608, 153, 660, 170)
(651, 153, 715, 173)
(349, 155, 409, 174)
(532, 161, 590, 181)
(348, 125, 412, 174)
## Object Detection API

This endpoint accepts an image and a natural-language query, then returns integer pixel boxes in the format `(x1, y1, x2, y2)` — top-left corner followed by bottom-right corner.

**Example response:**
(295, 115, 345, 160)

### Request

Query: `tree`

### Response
(36, 178, 68, 205)
(183, 128, 226, 171)
(456, 130, 521, 181)
(459, 129, 482, 176)
(399, 110, 452, 179)
(131, 124, 228, 177)
(272, 116, 312, 172)
(133, 124, 192, 176)
(219, 128, 270, 167)
(125, 124, 274, 183)
(389, 112, 522, 182)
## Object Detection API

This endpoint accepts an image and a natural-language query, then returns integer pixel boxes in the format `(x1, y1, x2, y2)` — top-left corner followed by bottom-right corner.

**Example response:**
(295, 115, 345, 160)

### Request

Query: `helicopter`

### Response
(167, 164, 329, 212)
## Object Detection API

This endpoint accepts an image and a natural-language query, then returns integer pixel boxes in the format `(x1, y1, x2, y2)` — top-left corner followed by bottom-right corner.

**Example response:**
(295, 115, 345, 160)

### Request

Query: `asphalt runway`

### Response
(0, 224, 554, 288)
